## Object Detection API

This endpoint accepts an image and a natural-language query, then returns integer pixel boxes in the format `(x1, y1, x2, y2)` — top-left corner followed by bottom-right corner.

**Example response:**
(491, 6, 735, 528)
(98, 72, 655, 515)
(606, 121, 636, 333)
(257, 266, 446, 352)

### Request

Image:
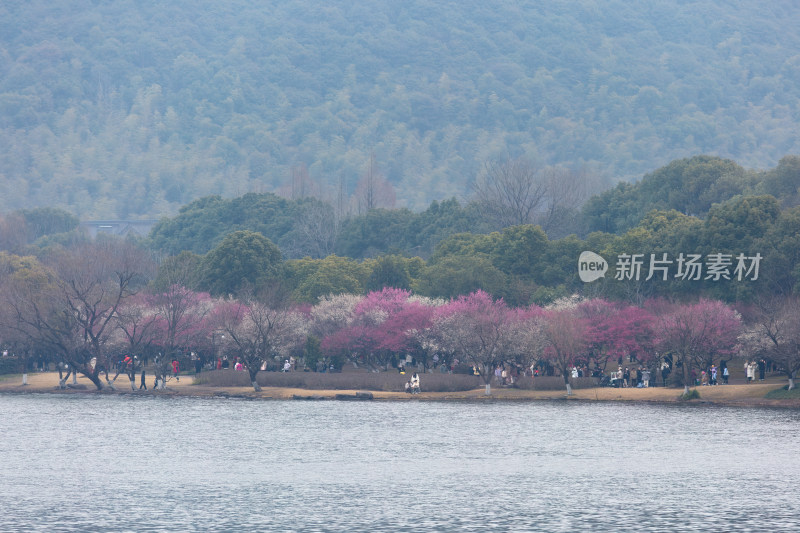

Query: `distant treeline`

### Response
(2, 154, 798, 305)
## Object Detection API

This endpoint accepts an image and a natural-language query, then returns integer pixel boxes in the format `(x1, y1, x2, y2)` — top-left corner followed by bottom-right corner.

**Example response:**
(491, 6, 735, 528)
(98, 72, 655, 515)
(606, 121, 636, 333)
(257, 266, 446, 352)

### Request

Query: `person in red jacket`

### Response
(171, 359, 180, 382)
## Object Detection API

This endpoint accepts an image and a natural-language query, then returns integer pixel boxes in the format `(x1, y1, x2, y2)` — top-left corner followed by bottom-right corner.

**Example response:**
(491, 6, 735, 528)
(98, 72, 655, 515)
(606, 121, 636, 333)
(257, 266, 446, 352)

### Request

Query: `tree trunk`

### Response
(563, 369, 571, 395)
(22, 373, 28, 385)
(485, 383, 491, 396)
(86, 373, 104, 390)
(249, 368, 261, 392)
(788, 375, 795, 391)
(682, 356, 691, 395)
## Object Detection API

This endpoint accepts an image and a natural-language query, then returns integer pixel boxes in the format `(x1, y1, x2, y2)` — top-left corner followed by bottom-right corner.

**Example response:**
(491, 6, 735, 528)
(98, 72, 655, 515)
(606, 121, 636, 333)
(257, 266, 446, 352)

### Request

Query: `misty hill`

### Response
(1, 0, 799, 218)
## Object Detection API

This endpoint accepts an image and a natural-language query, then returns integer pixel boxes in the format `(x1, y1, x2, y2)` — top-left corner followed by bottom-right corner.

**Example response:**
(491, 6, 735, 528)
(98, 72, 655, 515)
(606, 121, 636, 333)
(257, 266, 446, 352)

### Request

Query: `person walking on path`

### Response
(723, 366, 729, 384)
(172, 359, 180, 382)
(139, 369, 147, 390)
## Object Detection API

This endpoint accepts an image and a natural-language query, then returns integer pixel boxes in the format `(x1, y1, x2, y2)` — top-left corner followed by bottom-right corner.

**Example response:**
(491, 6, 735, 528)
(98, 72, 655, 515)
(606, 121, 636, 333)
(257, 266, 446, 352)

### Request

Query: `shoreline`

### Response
(1, 371, 798, 409)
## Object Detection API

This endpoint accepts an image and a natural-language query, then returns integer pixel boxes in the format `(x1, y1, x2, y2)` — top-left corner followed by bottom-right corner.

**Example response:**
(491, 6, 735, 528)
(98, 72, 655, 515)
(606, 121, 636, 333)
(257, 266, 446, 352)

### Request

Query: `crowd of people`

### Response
(743, 359, 768, 383)
(10, 347, 783, 394)
(606, 365, 657, 388)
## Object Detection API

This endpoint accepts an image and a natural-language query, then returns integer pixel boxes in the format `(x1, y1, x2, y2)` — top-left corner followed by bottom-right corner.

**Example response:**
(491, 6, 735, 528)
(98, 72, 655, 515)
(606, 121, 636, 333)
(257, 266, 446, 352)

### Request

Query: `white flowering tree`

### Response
(310, 293, 363, 339)
(745, 297, 800, 390)
(217, 290, 308, 391)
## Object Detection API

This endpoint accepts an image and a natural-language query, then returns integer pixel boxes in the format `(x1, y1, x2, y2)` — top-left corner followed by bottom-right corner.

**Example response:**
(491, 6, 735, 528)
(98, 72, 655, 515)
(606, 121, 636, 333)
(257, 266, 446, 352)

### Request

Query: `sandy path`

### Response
(1, 371, 796, 407)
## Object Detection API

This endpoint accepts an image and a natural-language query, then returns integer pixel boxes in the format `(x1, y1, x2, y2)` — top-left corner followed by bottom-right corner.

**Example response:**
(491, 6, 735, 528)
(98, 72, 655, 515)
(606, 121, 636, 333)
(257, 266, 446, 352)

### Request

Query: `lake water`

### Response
(1, 394, 799, 532)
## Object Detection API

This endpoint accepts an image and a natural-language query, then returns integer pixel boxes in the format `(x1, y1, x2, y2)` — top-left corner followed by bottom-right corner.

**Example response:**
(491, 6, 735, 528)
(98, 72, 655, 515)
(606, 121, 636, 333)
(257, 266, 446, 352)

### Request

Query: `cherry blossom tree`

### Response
(320, 288, 436, 370)
(579, 299, 656, 371)
(112, 292, 160, 390)
(431, 290, 521, 395)
(148, 285, 216, 388)
(310, 293, 363, 340)
(744, 297, 800, 390)
(217, 289, 308, 391)
(653, 299, 742, 394)
(541, 305, 589, 395)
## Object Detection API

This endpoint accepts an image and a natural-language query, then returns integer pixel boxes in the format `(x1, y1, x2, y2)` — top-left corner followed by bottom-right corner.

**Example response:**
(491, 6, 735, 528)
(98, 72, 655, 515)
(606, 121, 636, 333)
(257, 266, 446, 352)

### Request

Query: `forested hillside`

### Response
(2, 155, 799, 307)
(1, 0, 799, 218)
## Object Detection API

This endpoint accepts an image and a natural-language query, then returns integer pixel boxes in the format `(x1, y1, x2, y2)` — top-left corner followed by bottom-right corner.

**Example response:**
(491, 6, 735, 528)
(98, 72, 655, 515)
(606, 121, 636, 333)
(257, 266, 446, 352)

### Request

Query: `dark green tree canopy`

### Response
(200, 230, 282, 296)
(149, 193, 298, 255)
(283, 255, 370, 303)
(365, 255, 413, 292)
(704, 195, 781, 252)
(414, 255, 507, 301)
(582, 156, 753, 234)
(758, 155, 800, 207)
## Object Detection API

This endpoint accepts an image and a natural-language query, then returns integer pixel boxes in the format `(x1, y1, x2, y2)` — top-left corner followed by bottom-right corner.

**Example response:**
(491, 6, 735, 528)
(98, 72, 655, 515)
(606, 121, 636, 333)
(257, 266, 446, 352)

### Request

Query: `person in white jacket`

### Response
(410, 372, 420, 394)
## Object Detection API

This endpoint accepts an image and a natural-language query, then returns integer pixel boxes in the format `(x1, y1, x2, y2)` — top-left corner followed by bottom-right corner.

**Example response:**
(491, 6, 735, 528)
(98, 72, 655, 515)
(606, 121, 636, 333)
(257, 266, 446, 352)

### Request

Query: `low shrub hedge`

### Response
(197, 369, 484, 392)
(514, 376, 600, 391)
(0, 357, 23, 375)
(196, 370, 605, 392)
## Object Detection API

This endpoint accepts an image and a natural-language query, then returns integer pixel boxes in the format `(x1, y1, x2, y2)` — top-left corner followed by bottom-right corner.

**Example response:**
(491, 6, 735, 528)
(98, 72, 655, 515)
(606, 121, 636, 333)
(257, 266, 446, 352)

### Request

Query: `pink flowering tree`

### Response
(431, 290, 523, 395)
(311, 293, 363, 370)
(216, 292, 308, 391)
(148, 286, 217, 388)
(579, 299, 656, 371)
(321, 288, 435, 370)
(653, 299, 742, 394)
(112, 293, 160, 389)
(541, 304, 590, 395)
